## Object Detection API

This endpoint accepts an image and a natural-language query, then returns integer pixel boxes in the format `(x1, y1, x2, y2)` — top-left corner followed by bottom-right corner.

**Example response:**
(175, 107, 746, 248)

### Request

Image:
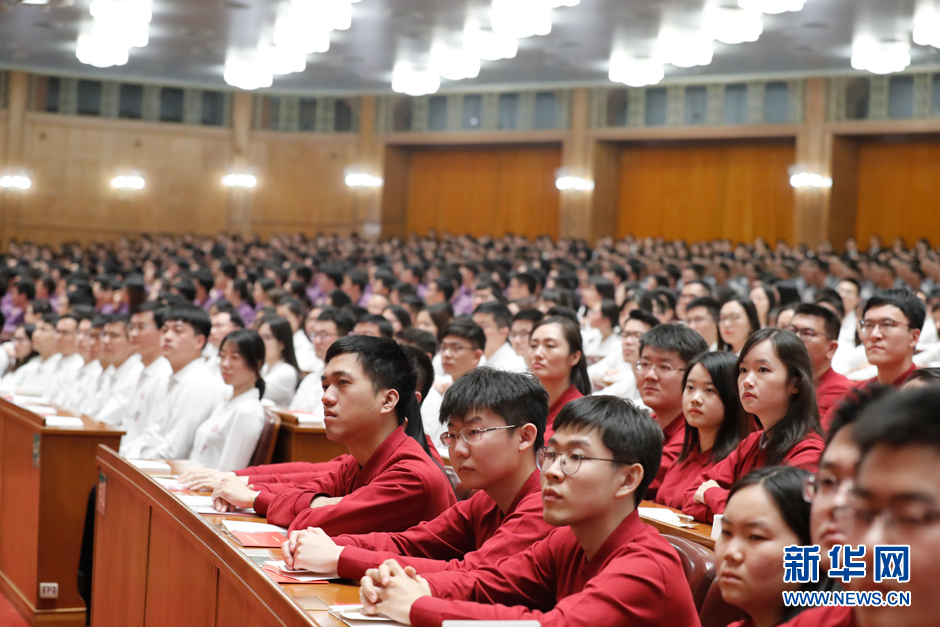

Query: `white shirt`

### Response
(203, 343, 219, 359)
(419, 385, 448, 458)
(596, 368, 642, 404)
(87, 364, 116, 415)
(95, 354, 145, 426)
(52, 359, 103, 410)
(118, 357, 173, 456)
(289, 372, 324, 416)
(0, 343, 9, 378)
(485, 342, 528, 373)
(19, 353, 62, 397)
(587, 331, 620, 361)
(587, 350, 627, 383)
(0, 355, 41, 393)
(261, 360, 299, 407)
(122, 357, 226, 460)
(293, 329, 320, 373)
(189, 387, 265, 471)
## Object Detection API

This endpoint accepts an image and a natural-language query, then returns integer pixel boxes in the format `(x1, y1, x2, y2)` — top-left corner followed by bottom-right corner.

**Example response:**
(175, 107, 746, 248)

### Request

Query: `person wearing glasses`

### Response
(636, 323, 709, 500)
(595, 308, 660, 401)
(683, 328, 824, 523)
(855, 289, 925, 389)
(781, 386, 940, 627)
(528, 316, 592, 441)
(48, 312, 86, 399)
(17, 312, 62, 396)
(211, 336, 455, 535)
(278, 368, 553, 580)
(92, 314, 148, 424)
(355, 396, 700, 627)
(788, 304, 852, 430)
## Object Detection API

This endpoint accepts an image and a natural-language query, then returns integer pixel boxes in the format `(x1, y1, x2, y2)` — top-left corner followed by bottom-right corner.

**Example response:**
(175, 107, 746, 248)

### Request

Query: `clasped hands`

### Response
(359, 560, 431, 625)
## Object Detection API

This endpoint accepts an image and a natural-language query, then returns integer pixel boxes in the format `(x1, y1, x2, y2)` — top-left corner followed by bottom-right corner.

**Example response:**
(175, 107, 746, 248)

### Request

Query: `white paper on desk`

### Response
(152, 476, 187, 491)
(330, 605, 405, 624)
(180, 494, 255, 516)
(13, 393, 47, 406)
(264, 560, 338, 578)
(223, 520, 288, 534)
(25, 405, 58, 415)
(128, 459, 172, 471)
(289, 410, 325, 425)
(44, 416, 85, 428)
(638, 507, 685, 526)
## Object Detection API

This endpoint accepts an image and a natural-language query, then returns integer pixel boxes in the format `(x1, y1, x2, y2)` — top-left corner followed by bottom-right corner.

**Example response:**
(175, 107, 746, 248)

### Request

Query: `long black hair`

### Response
(219, 329, 266, 397)
(736, 328, 821, 466)
(679, 351, 750, 464)
(12, 323, 39, 371)
(530, 315, 592, 396)
(258, 314, 300, 372)
(722, 297, 761, 346)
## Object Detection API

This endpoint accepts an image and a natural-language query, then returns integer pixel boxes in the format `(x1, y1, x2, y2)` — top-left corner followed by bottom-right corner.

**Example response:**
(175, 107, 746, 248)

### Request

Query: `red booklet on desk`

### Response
(231, 531, 288, 548)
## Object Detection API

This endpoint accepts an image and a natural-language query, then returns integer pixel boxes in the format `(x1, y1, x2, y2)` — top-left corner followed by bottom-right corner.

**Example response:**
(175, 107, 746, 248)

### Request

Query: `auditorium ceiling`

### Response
(0, 0, 935, 94)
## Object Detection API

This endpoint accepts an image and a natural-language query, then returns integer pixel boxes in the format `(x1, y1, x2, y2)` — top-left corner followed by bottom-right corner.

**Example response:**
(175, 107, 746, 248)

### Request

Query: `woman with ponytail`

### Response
(188, 329, 267, 471)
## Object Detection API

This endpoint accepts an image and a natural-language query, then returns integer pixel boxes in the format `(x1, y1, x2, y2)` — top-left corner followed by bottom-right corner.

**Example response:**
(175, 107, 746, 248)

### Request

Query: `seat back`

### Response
(664, 535, 717, 613)
(699, 574, 749, 627)
(249, 409, 281, 467)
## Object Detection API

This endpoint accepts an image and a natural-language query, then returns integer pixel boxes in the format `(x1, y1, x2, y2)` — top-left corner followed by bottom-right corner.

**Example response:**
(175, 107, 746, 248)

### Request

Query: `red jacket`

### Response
(779, 605, 855, 626)
(816, 367, 853, 431)
(681, 430, 824, 522)
(410, 510, 700, 627)
(655, 445, 715, 510)
(253, 426, 456, 533)
(334, 470, 551, 579)
(854, 363, 916, 390)
(646, 413, 685, 501)
(543, 385, 584, 443)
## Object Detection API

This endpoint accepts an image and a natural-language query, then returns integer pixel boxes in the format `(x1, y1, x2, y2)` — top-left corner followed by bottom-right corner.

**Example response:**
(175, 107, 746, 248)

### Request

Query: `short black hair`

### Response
(164, 304, 212, 340)
(401, 344, 434, 406)
(345, 270, 368, 291)
(552, 396, 663, 505)
(792, 303, 841, 341)
(586, 275, 616, 300)
(597, 299, 619, 328)
(278, 296, 306, 320)
(317, 306, 357, 336)
(66, 289, 96, 309)
(510, 272, 538, 296)
(854, 386, 940, 460)
(473, 301, 513, 329)
(14, 278, 36, 301)
(825, 384, 894, 445)
(639, 323, 709, 365)
(862, 288, 926, 331)
(395, 327, 439, 358)
(29, 299, 52, 317)
(136, 301, 168, 328)
(432, 277, 455, 302)
(443, 319, 486, 351)
(904, 367, 940, 387)
(626, 308, 660, 329)
(439, 367, 548, 453)
(173, 280, 197, 302)
(512, 308, 544, 325)
(356, 314, 394, 339)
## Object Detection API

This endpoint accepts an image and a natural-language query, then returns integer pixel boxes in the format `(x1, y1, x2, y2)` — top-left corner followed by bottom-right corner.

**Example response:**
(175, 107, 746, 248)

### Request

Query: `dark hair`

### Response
(164, 305, 212, 340)
(401, 344, 434, 407)
(328, 289, 352, 308)
(825, 384, 893, 446)
(622, 289, 656, 313)
(136, 300, 167, 328)
(594, 299, 619, 329)
(904, 367, 940, 387)
(12, 323, 39, 370)
(472, 279, 505, 304)
(639, 322, 709, 364)
(862, 288, 927, 332)
(317, 307, 357, 337)
(220, 329, 267, 397)
(723, 297, 761, 337)
(553, 396, 663, 505)
(14, 278, 36, 301)
(512, 308, 544, 325)
(539, 288, 580, 312)
(587, 275, 616, 301)
(510, 272, 538, 297)
(258, 315, 300, 372)
(66, 290, 96, 309)
(439, 367, 548, 453)
(424, 302, 455, 342)
(432, 277, 455, 302)
(473, 301, 513, 329)
(750, 283, 778, 316)
(544, 306, 579, 325)
(278, 296, 306, 321)
(531, 316, 592, 396)
(685, 279, 713, 297)
(814, 291, 845, 320)
(736, 328, 822, 465)
(443, 319, 486, 351)
(356, 314, 394, 339)
(680, 351, 749, 463)
(173, 280, 197, 302)
(383, 305, 412, 329)
(627, 308, 661, 329)
(792, 303, 841, 341)
(325, 336, 430, 457)
(30, 299, 52, 317)
(344, 270, 368, 292)
(193, 268, 214, 292)
(395, 327, 439, 358)
(231, 279, 255, 308)
(854, 387, 940, 459)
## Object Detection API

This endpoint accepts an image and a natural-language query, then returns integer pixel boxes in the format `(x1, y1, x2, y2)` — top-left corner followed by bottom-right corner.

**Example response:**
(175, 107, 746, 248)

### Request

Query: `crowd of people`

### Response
(2, 229, 938, 627)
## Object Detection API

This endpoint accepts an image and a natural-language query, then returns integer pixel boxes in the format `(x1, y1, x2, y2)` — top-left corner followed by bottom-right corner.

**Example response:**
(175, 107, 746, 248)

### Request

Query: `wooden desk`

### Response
(270, 410, 348, 464)
(639, 500, 715, 550)
(0, 398, 124, 627)
(92, 448, 360, 627)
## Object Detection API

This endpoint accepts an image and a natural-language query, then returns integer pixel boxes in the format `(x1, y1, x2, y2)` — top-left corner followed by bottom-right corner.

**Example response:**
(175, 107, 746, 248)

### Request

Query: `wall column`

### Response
(792, 77, 833, 247)
(1, 71, 29, 249)
(558, 88, 591, 241)
(353, 96, 385, 239)
(227, 91, 254, 237)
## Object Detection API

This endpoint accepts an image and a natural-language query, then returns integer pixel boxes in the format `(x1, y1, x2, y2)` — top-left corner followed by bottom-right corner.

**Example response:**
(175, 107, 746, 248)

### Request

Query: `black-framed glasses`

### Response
(803, 474, 852, 504)
(439, 425, 520, 447)
(786, 325, 831, 341)
(536, 447, 630, 476)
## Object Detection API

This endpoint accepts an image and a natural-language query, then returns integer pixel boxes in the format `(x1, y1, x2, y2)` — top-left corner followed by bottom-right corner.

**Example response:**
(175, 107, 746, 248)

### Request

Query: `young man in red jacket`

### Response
(856, 289, 924, 388)
(788, 303, 852, 430)
(781, 387, 940, 627)
(279, 367, 554, 578)
(211, 336, 455, 533)
(357, 395, 701, 627)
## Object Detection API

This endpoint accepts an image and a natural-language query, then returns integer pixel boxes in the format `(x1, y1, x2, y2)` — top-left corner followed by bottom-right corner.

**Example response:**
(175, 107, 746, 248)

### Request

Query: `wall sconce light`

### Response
(111, 172, 146, 190)
(344, 167, 383, 188)
(0, 169, 32, 191)
(788, 165, 831, 190)
(222, 171, 258, 188)
(555, 167, 594, 191)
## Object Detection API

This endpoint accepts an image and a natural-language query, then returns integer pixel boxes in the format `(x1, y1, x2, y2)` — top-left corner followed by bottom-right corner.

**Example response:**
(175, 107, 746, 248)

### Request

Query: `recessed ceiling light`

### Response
(21, 0, 51, 5)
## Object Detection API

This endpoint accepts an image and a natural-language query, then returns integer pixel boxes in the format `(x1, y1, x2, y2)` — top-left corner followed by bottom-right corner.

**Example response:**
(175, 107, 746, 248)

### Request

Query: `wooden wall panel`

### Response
(405, 146, 561, 240)
(617, 142, 795, 243)
(855, 139, 940, 245)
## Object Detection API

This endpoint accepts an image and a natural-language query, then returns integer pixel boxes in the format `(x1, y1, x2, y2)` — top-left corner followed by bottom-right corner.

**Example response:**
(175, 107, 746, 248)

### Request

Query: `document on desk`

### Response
(638, 507, 696, 527)
(26, 405, 58, 415)
(329, 605, 406, 625)
(288, 409, 325, 425)
(179, 494, 256, 516)
(261, 560, 337, 584)
(44, 416, 85, 428)
(128, 459, 173, 472)
(223, 520, 288, 534)
(151, 476, 187, 491)
(12, 394, 48, 407)
(223, 520, 289, 546)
